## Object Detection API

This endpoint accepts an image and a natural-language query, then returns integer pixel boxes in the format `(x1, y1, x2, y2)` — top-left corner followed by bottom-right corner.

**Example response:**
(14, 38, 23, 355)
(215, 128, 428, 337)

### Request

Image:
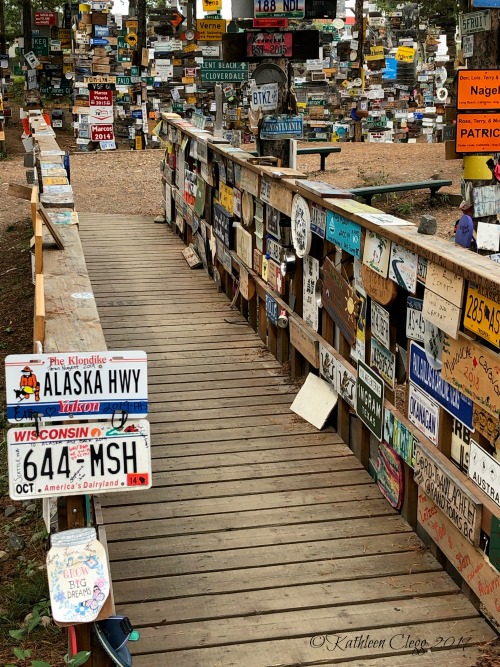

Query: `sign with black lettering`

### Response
(213, 203, 234, 249)
(413, 442, 482, 544)
(5, 352, 148, 423)
(356, 360, 384, 440)
(7, 421, 152, 499)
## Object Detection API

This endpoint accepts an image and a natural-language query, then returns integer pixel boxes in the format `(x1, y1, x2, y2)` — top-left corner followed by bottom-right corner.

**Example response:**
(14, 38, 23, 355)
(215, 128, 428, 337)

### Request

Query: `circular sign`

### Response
(435, 66, 447, 85)
(353, 77, 362, 87)
(350, 50, 358, 61)
(185, 29, 195, 41)
(291, 194, 312, 258)
(333, 18, 344, 29)
(436, 87, 448, 102)
(241, 191, 254, 228)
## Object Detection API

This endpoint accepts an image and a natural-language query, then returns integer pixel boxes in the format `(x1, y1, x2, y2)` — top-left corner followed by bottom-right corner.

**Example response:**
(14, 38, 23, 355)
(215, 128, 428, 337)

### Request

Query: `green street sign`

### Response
(201, 61, 248, 82)
(356, 360, 384, 440)
(33, 36, 49, 57)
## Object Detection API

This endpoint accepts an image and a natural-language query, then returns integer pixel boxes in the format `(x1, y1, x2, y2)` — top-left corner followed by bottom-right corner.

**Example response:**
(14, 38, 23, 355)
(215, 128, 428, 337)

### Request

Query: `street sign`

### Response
(91, 124, 114, 141)
(125, 32, 138, 47)
(457, 69, 500, 110)
(356, 360, 384, 440)
(255, 0, 304, 19)
(7, 420, 152, 499)
(196, 18, 226, 40)
(260, 115, 303, 139)
(89, 88, 113, 106)
(460, 10, 490, 34)
(5, 351, 148, 422)
(91, 37, 110, 46)
(33, 37, 50, 57)
(201, 61, 249, 82)
(456, 113, 500, 152)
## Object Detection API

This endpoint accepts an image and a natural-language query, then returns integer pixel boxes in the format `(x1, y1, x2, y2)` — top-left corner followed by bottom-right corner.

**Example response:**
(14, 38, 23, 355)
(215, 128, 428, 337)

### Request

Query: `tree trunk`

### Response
(137, 0, 146, 56)
(128, 0, 137, 18)
(22, 0, 32, 54)
(0, 0, 6, 56)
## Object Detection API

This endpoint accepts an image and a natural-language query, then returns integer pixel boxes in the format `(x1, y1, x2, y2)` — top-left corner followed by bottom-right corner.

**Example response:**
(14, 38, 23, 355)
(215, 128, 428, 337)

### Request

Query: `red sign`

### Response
(35, 11, 56, 26)
(246, 32, 292, 57)
(89, 89, 113, 106)
(91, 125, 114, 141)
(253, 18, 289, 27)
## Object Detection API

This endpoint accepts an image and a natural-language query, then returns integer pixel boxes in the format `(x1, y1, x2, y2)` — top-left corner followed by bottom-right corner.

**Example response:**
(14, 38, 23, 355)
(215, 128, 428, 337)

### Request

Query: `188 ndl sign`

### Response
(5, 351, 148, 422)
(8, 421, 152, 499)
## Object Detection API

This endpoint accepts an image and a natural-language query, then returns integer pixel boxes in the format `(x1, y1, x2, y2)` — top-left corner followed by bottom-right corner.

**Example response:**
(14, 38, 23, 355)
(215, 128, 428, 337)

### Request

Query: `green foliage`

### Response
(374, 0, 465, 23)
(2, 0, 64, 46)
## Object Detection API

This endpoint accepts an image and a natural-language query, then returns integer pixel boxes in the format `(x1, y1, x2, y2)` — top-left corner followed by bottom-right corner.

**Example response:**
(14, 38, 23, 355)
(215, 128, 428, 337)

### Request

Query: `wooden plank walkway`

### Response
(79, 214, 495, 667)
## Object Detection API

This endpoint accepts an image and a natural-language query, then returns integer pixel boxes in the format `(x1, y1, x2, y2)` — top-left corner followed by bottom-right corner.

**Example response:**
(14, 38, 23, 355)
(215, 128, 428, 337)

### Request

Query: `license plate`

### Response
(406, 296, 425, 342)
(8, 420, 151, 499)
(463, 283, 500, 348)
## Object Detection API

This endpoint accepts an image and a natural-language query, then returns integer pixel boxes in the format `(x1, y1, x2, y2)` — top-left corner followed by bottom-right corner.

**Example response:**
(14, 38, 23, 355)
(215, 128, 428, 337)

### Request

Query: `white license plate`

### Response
(8, 420, 152, 499)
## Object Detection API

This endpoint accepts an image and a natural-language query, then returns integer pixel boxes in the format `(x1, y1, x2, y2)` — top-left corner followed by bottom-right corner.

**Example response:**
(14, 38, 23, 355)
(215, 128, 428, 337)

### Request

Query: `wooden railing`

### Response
(160, 112, 500, 623)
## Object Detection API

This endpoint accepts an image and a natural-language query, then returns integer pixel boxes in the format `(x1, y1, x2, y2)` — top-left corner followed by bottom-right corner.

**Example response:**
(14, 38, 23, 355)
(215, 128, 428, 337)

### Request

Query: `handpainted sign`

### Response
(260, 115, 303, 140)
(246, 32, 292, 57)
(250, 83, 279, 111)
(47, 527, 110, 623)
(303, 255, 319, 331)
(326, 210, 361, 258)
(196, 19, 227, 41)
(255, 0, 304, 18)
(469, 441, 500, 507)
(362, 230, 391, 277)
(464, 283, 500, 348)
(408, 382, 440, 445)
(409, 341, 473, 428)
(8, 420, 152, 500)
(422, 289, 462, 339)
(418, 493, 500, 624)
(201, 61, 249, 82)
(414, 443, 482, 544)
(266, 293, 278, 325)
(473, 404, 500, 445)
(460, 10, 491, 34)
(371, 300, 390, 349)
(322, 257, 360, 346)
(442, 334, 500, 417)
(406, 296, 426, 343)
(361, 265, 398, 306)
(388, 242, 418, 293)
(90, 125, 114, 141)
(357, 360, 384, 440)
(456, 113, 500, 153)
(457, 69, 500, 110)
(5, 352, 148, 423)
(370, 337, 395, 390)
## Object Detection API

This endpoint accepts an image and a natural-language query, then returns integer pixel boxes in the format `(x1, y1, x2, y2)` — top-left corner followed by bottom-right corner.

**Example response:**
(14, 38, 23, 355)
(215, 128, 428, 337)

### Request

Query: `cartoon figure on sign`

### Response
(14, 366, 40, 402)
(83, 582, 106, 612)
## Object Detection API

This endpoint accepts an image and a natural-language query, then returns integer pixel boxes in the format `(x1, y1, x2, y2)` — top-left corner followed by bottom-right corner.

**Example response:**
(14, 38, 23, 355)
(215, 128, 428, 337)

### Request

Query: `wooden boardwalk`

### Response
(79, 214, 495, 666)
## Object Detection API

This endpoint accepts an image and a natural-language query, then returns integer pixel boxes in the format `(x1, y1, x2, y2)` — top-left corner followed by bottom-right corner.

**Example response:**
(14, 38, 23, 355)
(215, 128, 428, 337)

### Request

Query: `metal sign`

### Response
(255, 0, 304, 19)
(250, 83, 278, 111)
(35, 10, 56, 25)
(90, 106, 114, 124)
(462, 34, 474, 58)
(253, 17, 289, 26)
(201, 61, 249, 82)
(460, 10, 490, 35)
(24, 51, 40, 69)
(356, 360, 384, 440)
(266, 293, 278, 325)
(408, 382, 439, 445)
(125, 32, 138, 47)
(33, 36, 49, 57)
(468, 441, 500, 506)
(196, 19, 226, 40)
(326, 210, 361, 258)
(456, 113, 500, 153)
(91, 125, 114, 141)
(89, 88, 113, 106)
(463, 282, 500, 348)
(5, 351, 148, 423)
(260, 115, 303, 139)
(7, 420, 152, 499)
(406, 296, 425, 343)
(246, 32, 292, 57)
(457, 70, 500, 110)
(409, 341, 473, 429)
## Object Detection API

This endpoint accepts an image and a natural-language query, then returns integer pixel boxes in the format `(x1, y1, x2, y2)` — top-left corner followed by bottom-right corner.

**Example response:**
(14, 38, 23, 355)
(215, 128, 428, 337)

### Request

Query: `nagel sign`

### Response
(456, 113, 500, 152)
(457, 69, 500, 110)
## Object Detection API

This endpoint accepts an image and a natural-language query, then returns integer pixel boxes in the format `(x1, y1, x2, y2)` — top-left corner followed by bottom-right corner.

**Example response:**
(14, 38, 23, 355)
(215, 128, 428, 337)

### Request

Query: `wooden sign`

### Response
(322, 257, 360, 346)
(361, 265, 398, 305)
(234, 188, 242, 218)
(418, 492, 500, 624)
(362, 230, 391, 278)
(414, 442, 482, 544)
(289, 318, 319, 367)
(442, 334, 500, 417)
(240, 167, 260, 197)
(239, 265, 255, 300)
(469, 441, 500, 508)
(464, 282, 500, 348)
(426, 261, 464, 307)
(270, 181, 293, 217)
(388, 243, 418, 293)
(236, 226, 253, 268)
(422, 262, 464, 338)
(473, 404, 500, 445)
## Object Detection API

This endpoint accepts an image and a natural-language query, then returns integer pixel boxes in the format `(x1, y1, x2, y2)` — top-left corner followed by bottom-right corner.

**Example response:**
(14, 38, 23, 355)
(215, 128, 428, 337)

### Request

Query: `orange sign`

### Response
(456, 113, 500, 153)
(457, 69, 500, 110)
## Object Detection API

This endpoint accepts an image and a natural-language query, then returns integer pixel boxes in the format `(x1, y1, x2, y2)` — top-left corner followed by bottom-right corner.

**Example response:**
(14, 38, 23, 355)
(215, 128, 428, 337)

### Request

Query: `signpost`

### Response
(201, 61, 249, 82)
(5, 351, 148, 422)
(8, 421, 152, 499)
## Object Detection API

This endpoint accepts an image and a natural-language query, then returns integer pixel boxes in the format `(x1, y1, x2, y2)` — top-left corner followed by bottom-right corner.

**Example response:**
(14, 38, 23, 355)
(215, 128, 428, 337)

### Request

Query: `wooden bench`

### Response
(350, 179, 452, 206)
(249, 146, 341, 171)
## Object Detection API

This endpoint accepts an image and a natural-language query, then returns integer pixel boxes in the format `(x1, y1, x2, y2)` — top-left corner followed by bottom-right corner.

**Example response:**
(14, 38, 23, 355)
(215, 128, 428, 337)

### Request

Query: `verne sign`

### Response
(456, 113, 500, 153)
(414, 443, 482, 544)
(260, 115, 303, 140)
(201, 61, 249, 82)
(5, 352, 148, 422)
(8, 421, 152, 500)
(409, 341, 473, 428)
